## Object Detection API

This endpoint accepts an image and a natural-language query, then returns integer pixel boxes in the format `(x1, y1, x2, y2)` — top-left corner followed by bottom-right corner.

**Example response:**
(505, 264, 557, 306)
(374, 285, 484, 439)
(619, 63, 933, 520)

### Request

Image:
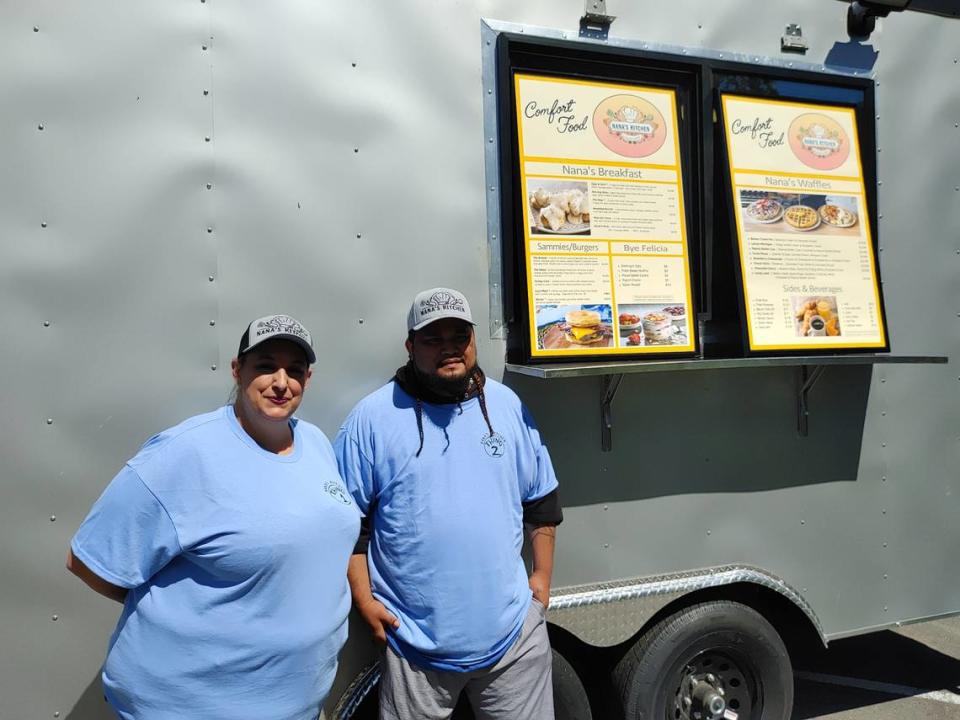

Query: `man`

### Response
(335, 287, 562, 720)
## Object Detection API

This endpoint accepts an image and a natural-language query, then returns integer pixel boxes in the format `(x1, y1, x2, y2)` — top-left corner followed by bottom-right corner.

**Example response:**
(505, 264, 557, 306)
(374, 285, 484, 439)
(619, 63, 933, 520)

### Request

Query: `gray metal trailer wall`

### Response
(1, 2, 956, 718)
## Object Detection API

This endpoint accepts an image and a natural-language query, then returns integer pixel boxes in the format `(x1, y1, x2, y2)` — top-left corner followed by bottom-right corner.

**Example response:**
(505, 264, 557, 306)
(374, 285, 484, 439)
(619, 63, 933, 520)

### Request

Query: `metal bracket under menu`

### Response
(580, 0, 616, 40)
(600, 373, 624, 452)
(507, 354, 948, 452)
(796, 365, 827, 437)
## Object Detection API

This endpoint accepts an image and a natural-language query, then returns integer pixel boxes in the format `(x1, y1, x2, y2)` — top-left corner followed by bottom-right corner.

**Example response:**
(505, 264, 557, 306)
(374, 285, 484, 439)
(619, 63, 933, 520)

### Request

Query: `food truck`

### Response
(1, 1, 956, 719)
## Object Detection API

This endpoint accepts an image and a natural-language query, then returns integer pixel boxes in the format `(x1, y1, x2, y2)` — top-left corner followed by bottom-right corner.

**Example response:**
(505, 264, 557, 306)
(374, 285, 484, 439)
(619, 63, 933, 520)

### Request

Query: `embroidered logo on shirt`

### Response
(481, 432, 506, 458)
(324, 481, 352, 505)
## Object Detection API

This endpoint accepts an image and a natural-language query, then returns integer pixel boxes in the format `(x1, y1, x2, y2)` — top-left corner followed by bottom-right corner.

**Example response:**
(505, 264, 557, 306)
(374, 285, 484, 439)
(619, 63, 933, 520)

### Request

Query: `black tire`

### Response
(552, 648, 593, 720)
(613, 600, 793, 720)
(341, 649, 592, 719)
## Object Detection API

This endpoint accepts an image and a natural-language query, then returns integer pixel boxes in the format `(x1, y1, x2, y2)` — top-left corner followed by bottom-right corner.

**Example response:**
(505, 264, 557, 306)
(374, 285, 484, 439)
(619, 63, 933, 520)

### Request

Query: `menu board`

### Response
(514, 74, 696, 358)
(721, 95, 887, 352)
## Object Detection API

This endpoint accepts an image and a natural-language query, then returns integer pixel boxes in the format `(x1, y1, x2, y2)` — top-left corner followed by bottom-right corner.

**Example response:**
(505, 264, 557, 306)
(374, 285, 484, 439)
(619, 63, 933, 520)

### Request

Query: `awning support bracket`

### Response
(797, 365, 827, 437)
(600, 373, 625, 452)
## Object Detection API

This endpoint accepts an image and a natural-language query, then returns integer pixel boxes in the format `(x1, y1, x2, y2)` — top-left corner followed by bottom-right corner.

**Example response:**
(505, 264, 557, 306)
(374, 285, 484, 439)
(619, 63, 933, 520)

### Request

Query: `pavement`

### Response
(792, 617, 960, 719)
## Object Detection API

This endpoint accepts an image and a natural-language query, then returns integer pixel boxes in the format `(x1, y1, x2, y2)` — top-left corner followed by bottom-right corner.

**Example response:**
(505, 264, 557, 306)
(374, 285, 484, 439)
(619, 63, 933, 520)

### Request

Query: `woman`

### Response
(68, 314, 359, 720)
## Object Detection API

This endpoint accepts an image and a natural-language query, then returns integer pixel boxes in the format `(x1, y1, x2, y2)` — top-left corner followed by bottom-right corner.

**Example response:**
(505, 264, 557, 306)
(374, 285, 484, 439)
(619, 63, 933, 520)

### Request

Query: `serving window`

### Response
(492, 34, 888, 364)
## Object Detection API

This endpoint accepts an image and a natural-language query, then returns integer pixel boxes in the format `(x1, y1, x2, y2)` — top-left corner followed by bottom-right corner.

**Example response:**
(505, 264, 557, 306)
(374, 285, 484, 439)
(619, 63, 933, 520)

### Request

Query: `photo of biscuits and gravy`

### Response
(792, 296, 841, 337)
(535, 304, 613, 350)
(739, 191, 859, 235)
(528, 180, 591, 236)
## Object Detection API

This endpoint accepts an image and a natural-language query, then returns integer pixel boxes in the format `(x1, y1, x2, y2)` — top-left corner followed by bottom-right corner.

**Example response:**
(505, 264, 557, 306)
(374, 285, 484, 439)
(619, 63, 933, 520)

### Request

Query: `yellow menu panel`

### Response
(721, 95, 886, 351)
(515, 74, 696, 357)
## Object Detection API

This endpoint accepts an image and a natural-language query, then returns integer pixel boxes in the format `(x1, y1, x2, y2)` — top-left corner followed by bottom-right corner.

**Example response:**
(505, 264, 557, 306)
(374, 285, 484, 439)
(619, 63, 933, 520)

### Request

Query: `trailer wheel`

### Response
(552, 648, 593, 720)
(613, 600, 792, 720)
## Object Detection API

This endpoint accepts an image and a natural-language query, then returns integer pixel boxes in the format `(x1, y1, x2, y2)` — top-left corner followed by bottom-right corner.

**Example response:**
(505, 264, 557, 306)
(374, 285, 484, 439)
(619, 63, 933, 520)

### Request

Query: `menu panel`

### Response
(721, 95, 887, 351)
(515, 74, 696, 358)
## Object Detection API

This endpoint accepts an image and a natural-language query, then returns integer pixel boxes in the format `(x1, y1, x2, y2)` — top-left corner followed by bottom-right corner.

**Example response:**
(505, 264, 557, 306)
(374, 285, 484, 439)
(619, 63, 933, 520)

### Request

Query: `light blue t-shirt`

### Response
(334, 378, 558, 672)
(71, 406, 360, 720)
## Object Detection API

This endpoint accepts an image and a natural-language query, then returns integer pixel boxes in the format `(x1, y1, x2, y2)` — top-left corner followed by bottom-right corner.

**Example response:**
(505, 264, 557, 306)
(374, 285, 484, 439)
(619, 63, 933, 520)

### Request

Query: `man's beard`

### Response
(416, 361, 476, 398)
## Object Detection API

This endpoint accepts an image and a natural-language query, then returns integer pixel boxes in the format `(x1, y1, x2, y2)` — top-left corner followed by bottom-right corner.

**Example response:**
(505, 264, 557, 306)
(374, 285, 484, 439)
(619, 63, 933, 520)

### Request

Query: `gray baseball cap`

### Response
(238, 314, 316, 363)
(407, 287, 475, 332)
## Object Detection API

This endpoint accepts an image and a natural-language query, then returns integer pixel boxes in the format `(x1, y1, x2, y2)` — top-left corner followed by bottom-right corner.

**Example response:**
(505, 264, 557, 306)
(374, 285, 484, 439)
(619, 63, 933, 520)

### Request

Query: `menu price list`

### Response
(515, 73, 696, 357)
(721, 94, 886, 351)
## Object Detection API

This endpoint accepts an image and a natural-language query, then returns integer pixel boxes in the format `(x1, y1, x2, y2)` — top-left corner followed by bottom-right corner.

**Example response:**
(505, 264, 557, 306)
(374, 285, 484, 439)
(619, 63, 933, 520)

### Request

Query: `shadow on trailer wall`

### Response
(504, 365, 870, 506)
(65, 680, 110, 720)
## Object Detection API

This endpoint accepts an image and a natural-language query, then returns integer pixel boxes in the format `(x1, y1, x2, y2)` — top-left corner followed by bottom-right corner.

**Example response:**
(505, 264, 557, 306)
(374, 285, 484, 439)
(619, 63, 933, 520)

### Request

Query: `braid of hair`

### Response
(475, 370, 495, 438)
(414, 398, 425, 457)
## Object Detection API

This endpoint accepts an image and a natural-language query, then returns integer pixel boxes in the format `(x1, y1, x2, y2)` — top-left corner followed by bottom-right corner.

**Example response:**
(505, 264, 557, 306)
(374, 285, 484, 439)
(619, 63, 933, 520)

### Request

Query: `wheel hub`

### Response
(673, 652, 753, 720)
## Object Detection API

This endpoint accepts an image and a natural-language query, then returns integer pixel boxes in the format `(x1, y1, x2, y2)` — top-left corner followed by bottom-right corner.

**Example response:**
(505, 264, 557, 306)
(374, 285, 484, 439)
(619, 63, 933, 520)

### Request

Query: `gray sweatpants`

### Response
(379, 599, 554, 720)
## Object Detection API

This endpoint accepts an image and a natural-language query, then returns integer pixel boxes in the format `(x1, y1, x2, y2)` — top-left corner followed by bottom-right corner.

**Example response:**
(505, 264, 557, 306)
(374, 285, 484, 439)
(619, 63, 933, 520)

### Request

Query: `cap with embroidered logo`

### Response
(407, 288, 475, 332)
(238, 314, 316, 364)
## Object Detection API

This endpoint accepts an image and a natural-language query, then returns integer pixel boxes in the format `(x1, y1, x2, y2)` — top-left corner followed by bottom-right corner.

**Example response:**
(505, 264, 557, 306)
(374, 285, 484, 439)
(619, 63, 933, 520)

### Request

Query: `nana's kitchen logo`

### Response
(420, 290, 465, 315)
(788, 113, 850, 171)
(605, 105, 656, 143)
(592, 95, 667, 158)
(255, 315, 311, 342)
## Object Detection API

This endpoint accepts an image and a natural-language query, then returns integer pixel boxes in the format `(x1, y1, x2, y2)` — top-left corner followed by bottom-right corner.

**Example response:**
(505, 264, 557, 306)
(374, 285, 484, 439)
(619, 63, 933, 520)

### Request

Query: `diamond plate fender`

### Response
(331, 564, 822, 718)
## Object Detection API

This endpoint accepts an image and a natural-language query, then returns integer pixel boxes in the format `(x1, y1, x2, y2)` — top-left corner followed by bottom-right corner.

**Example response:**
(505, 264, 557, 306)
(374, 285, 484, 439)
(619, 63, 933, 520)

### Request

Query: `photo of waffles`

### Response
(819, 203, 858, 228)
(739, 191, 863, 236)
(783, 205, 820, 231)
(744, 197, 784, 223)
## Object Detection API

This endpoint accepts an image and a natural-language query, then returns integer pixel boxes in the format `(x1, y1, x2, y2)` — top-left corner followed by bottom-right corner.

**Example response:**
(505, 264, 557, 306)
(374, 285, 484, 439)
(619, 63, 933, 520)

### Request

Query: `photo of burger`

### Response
(535, 304, 613, 350)
(562, 309, 608, 345)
